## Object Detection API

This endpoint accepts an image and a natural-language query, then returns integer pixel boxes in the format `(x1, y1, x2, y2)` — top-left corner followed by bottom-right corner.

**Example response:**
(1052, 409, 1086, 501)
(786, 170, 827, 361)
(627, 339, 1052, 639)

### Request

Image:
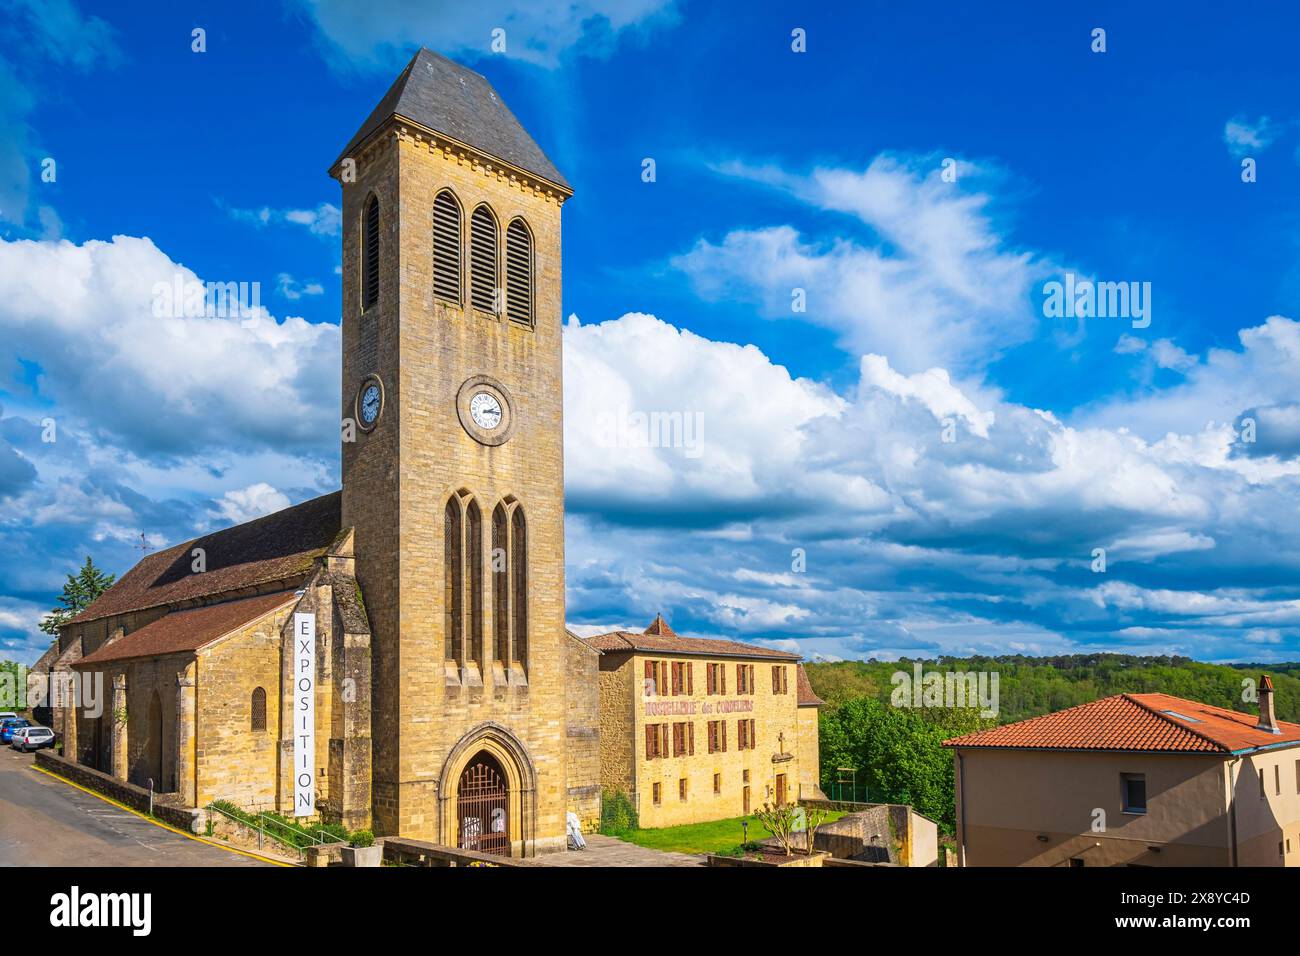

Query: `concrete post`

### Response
(176, 666, 197, 805)
(110, 673, 128, 780)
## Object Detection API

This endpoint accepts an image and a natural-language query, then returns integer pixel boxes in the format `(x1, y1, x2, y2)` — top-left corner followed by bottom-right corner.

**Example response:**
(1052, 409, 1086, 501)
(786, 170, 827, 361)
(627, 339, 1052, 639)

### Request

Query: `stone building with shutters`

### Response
(585, 615, 824, 828)
(47, 47, 600, 857)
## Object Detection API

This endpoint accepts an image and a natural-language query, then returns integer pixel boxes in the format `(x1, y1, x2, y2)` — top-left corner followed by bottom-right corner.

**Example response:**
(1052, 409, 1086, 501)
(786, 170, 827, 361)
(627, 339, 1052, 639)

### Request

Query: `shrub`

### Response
(350, 829, 375, 849)
(599, 790, 639, 835)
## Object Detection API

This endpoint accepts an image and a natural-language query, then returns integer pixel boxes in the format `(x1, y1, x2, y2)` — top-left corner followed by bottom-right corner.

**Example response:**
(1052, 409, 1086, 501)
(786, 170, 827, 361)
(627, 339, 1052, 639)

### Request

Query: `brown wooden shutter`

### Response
(722, 720, 727, 752)
(645, 724, 654, 759)
(687, 662, 694, 695)
(689, 722, 695, 755)
(721, 666, 726, 695)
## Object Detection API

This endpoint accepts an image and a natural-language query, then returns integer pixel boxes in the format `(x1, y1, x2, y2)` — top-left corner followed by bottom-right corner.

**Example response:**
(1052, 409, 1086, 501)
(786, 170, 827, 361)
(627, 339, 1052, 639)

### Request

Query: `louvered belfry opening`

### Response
(432, 189, 462, 304)
(362, 195, 380, 310)
(505, 218, 533, 326)
(470, 205, 498, 313)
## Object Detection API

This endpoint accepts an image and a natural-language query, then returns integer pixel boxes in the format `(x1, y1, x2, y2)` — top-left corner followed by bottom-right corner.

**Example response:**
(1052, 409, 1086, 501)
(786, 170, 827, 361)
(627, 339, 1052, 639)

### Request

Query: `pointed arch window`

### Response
(492, 503, 509, 666)
(466, 498, 483, 666)
(505, 218, 533, 326)
(444, 497, 463, 663)
(512, 506, 528, 668)
(445, 490, 485, 670)
(470, 204, 499, 314)
(432, 189, 462, 305)
(490, 498, 528, 671)
(251, 687, 267, 732)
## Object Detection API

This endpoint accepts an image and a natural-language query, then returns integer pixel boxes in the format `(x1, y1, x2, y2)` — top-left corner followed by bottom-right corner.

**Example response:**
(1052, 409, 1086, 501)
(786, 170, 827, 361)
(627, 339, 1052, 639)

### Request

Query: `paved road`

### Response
(0, 748, 271, 867)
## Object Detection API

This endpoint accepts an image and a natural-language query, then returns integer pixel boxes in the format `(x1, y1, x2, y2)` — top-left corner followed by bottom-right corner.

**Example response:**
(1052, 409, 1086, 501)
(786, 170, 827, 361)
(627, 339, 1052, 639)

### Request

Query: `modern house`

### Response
(945, 676, 1300, 866)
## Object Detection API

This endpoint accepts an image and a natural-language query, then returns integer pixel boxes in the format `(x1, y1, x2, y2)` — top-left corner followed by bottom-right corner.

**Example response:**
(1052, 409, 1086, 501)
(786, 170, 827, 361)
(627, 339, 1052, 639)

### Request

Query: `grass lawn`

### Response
(618, 810, 847, 856)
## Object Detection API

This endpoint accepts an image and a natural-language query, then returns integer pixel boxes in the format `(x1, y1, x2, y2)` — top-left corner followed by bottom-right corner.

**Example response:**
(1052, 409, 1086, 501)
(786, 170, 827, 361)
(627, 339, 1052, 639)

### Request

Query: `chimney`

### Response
(1256, 675, 1280, 734)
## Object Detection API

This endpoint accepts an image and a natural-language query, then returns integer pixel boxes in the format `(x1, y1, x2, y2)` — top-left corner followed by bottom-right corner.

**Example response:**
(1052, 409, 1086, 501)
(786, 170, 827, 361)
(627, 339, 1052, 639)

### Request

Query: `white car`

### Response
(12, 726, 54, 752)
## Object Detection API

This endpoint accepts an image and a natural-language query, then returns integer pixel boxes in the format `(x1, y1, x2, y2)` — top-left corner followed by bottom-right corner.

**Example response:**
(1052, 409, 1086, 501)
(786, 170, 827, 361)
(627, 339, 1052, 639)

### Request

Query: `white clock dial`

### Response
(469, 391, 503, 429)
(360, 384, 381, 424)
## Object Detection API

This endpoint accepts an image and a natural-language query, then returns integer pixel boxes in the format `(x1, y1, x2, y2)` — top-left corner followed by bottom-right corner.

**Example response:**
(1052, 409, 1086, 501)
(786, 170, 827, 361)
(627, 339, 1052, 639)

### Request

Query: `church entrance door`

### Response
(457, 752, 510, 856)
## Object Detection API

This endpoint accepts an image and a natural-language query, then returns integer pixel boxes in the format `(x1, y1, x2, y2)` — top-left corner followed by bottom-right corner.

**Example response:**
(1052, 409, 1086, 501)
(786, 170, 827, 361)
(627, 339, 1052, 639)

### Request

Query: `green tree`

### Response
(39, 556, 116, 635)
(819, 696, 987, 834)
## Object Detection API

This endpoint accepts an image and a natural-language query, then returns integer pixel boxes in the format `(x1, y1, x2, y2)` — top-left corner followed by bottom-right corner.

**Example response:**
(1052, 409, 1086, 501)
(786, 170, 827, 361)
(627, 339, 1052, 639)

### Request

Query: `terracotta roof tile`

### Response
(67, 492, 340, 626)
(796, 664, 824, 707)
(944, 691, 1300, 755)
(583, 621, 798, 661)
(75, 591, 298, 666)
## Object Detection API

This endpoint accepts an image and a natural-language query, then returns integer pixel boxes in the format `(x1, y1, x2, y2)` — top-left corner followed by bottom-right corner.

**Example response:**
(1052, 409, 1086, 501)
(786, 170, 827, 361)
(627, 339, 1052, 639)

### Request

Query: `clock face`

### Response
(360, 383, 381, 424)
(469, 391, 503, 430)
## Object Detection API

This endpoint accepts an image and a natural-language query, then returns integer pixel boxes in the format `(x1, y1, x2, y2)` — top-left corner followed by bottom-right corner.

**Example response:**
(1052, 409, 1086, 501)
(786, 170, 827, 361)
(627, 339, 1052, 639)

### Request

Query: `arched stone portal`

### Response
(437, 722, 537, 858)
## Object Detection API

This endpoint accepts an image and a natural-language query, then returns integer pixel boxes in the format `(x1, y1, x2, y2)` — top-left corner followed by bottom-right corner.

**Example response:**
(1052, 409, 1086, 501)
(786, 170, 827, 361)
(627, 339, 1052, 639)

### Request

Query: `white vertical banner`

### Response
(293, 611, 316, 817)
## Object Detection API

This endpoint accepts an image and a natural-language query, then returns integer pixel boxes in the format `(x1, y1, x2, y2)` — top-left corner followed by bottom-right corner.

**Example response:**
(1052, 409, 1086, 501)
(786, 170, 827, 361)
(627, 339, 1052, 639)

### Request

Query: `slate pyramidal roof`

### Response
(333, 47, 570, 192)
(944, 691, 1300, 756)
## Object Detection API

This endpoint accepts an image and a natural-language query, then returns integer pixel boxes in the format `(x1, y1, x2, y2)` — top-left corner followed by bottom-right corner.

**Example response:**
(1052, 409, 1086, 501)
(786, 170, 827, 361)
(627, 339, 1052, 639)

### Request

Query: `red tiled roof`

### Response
(796, 664, 824, 707)
(644, 613, 676, 638)
(67, 492, 340, 626)
(583, 619, 799, 661)
(75, 591, 298, 666)
(944, 691, 1300, 755)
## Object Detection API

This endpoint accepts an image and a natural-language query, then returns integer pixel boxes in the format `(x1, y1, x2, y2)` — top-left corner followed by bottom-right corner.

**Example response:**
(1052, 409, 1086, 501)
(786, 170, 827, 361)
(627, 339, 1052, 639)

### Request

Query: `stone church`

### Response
(48, 48, 598, 856)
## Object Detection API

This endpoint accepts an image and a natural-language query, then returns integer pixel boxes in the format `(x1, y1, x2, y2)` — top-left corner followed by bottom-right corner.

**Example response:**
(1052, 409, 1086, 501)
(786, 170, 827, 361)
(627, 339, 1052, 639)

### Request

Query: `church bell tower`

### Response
(330, 48, 573, 853)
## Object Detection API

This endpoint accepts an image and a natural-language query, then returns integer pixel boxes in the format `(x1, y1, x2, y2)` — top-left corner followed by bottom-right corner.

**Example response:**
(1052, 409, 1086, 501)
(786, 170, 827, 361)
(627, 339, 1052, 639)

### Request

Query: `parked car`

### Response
(12, 726, 54, 752)
(0, 712, 18, 723)
(0, 718, 31, 744)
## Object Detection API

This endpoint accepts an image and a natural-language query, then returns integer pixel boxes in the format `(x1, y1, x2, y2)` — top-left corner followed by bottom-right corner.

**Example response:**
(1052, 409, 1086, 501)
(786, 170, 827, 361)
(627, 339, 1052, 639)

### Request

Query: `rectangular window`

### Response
(1295, 759, 1300, 794)
(771, 665, 788, 694)
(679, 778, 688, 802)
(735, 663, 755, 695)
(652, 782, 661, 806)
(1121, 773, 1147, 814)
(671, 661, 683, 696)
(671, 721, 695, 757)
(738, 720, 747, 751)
(707, 720, 725, 754)
(713, 773, 721, 794)
(706, 663, 716, 695)
(1276, 764, 1282, 796)
(646, 723, 669, 760)
(742, 769, 750, 783)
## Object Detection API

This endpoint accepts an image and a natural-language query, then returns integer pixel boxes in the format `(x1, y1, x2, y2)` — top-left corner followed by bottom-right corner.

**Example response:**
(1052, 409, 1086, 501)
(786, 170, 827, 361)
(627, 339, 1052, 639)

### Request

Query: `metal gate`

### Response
(457, 753, 510, 856)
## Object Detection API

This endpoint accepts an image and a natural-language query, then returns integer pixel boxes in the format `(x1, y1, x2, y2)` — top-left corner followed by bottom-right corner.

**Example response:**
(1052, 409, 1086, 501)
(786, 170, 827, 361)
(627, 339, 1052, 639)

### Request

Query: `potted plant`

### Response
(340, 830, 382, 867)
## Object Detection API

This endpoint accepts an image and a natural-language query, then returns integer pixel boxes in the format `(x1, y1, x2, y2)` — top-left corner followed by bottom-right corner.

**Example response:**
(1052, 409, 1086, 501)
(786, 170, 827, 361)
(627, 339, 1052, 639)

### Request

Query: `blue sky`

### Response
(3, 0, 1300, 665)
